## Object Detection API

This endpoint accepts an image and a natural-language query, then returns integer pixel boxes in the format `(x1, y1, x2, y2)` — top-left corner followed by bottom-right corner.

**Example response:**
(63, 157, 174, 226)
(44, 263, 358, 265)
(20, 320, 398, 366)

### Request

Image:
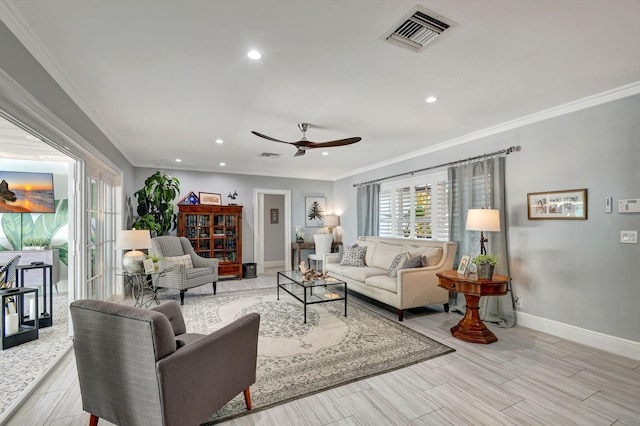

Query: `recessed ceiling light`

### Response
(219, 162, 226, 166)
(215, 138, 223, 144)
(426, 96, 438, 103)
(247, 50, 261, 60)
(322, 152, 329, 156)
(175, 158, 182, 162)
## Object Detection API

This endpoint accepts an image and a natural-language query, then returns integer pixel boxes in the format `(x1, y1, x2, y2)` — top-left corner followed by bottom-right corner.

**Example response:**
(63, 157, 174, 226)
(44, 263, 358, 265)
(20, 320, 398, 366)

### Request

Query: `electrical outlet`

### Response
(514, 295, 522, 308)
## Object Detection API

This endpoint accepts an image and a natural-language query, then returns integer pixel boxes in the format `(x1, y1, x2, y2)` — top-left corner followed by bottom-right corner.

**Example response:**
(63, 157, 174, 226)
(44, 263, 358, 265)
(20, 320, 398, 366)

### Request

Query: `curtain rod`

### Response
(353, 145, 520, 188)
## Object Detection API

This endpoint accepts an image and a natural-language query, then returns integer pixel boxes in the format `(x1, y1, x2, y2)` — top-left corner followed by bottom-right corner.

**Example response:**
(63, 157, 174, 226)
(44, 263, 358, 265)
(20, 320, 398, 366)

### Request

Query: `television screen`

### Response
(0, 171, 55, 213)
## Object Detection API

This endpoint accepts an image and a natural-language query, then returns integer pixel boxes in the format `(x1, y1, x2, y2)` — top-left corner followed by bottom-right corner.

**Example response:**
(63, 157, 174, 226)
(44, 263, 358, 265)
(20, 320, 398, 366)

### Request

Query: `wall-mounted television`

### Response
(0, 171, 55, 213)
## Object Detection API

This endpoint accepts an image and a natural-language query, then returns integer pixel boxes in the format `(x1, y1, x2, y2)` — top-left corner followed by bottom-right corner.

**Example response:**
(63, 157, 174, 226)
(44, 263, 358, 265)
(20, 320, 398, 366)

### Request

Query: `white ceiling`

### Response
(1, 0, 639, 180)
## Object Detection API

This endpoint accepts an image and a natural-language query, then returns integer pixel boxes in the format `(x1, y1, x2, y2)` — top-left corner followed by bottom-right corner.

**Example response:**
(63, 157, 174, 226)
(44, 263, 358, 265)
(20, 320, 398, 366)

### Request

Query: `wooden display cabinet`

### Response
(178, 205, 243, 279)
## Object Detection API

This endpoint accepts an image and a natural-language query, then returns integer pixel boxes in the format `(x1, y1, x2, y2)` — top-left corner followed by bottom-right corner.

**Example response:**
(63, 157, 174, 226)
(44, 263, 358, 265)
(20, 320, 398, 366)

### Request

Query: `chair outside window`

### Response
(308, 234, 333, 271)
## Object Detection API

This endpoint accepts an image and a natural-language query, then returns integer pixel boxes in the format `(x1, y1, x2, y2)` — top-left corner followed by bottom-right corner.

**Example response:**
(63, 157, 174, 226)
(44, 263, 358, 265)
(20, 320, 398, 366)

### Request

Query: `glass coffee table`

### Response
(277, 270, 347, 323)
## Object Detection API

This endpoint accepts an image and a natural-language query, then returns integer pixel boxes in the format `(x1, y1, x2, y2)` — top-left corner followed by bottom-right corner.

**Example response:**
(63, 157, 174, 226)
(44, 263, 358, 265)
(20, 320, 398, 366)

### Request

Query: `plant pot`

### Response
(477, 264, 495, 280)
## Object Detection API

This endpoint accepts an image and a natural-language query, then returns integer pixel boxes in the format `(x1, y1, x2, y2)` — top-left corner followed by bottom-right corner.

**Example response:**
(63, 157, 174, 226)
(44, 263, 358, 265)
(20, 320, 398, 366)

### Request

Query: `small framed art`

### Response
(143, 258, 155, 274)
(270, 208, 279, 224)
(199, 192, 222, 205)
(527, 189, 587, 220)
(457, 255, 470, 276)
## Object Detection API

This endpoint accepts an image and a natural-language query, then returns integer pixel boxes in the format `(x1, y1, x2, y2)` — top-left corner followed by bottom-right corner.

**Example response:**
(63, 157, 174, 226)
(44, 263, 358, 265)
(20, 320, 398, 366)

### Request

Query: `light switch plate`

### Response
(620, 230, 638, 244)
(605, 196, 612, 213)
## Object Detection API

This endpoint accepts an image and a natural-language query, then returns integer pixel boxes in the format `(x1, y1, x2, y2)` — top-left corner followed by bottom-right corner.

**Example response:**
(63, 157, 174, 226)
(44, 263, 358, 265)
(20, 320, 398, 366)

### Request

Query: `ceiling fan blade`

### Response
(306, 137, 362, 148)
(294, 148, 306, 157)
(251, 131, 293, 144)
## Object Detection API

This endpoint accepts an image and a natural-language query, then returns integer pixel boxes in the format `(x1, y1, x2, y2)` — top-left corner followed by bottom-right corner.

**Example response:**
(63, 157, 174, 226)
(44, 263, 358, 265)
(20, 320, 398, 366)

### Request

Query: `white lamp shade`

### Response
(324, 214, 340, 227)
(465, 209, 501, 232)
(115, 230, 151, 250)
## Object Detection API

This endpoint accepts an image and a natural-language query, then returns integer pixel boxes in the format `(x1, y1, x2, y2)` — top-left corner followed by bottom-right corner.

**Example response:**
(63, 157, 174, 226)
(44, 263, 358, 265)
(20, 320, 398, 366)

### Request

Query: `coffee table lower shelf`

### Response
(277, 271, 347, 323)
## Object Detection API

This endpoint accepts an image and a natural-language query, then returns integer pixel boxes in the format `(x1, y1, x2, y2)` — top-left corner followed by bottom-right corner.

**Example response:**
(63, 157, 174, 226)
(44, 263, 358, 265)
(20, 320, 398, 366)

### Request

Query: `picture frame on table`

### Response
(457, 255, 470, 276)
(527, 189, 587, 220)
(199, 192, 222, 205)
(143, 258, 155, 274)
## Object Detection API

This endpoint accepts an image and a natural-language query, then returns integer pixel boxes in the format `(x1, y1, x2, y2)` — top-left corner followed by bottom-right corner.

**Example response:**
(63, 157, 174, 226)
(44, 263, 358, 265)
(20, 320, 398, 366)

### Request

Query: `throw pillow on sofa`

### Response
(340, 245, 367, 267)
(388, 252, 410, 277)
(400, 255, 427, 270)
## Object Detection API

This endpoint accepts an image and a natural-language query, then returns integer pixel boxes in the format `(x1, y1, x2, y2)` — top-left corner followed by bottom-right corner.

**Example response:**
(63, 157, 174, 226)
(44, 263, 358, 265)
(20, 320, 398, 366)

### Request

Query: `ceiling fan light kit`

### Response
(251, 123, 361, 157)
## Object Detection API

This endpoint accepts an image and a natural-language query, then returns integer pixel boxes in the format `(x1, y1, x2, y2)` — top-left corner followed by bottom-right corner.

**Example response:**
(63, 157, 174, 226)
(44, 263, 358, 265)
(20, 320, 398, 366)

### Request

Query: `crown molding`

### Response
(336, 81, 640, 181)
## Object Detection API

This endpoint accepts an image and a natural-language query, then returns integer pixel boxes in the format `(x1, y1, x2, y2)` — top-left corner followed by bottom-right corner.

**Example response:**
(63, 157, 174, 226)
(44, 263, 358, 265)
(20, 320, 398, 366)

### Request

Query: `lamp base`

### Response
(122, 250, 146, 273)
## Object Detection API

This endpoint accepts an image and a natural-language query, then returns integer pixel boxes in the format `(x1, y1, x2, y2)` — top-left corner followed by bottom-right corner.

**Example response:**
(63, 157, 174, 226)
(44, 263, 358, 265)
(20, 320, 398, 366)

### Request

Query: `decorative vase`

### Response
(477, 264, 494, 279)
(296, 236, 304, 243)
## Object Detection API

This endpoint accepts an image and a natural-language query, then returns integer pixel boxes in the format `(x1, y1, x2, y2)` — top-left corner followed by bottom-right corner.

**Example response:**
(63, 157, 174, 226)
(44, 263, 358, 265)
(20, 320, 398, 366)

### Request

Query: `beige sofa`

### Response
(323, 236, 457, 321)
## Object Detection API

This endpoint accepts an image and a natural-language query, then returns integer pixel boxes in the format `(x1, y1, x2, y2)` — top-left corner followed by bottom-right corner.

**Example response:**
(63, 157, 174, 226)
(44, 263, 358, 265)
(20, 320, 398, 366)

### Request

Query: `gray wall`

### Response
(134, 167, 334, 263)
(334, 94, 640, 343)
(264, 194, 285, 262)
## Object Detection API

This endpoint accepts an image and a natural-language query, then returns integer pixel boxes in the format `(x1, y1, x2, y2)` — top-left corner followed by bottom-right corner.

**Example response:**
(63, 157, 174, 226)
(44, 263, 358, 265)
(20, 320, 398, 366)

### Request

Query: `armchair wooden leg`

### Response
(89, 413, 99, 426)
(444, 303, 449, 313)
(398, 309, 404, 321)
(212, 282, 217, 295)
(243, 387, 252, 410)
(179, 290, 185, 305)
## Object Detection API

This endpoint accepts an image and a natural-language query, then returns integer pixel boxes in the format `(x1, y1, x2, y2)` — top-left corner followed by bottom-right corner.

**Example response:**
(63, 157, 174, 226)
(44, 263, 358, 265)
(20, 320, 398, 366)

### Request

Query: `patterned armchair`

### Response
(0, 255, 21, 288)
(150, 236, 219, 304)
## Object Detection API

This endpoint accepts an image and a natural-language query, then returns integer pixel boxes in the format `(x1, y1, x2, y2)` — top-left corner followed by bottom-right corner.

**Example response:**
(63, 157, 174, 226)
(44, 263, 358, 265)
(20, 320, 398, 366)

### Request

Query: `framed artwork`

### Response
(199, 192, 222, 205)
(178, 191, 200, 205)
(305, 196, 326, 227)
(270, 208, 279, 224)
(527, 189, 587, 220)
(457, 255, 470, 276)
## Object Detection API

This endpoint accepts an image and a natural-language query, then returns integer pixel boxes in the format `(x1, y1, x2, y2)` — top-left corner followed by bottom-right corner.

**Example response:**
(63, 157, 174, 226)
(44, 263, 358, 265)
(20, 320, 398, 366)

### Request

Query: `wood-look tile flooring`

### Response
(6, 268, 640, 425)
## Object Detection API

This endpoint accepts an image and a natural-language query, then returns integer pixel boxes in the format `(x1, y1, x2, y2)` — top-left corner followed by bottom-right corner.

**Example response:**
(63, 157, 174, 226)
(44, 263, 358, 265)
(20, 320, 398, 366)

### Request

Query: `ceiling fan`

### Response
(251, 123, 361, 157)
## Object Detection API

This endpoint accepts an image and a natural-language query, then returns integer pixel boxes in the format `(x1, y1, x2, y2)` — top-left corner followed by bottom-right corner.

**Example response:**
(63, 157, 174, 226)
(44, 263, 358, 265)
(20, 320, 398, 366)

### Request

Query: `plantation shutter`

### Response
(378, 189, 392, 237)
(435, 177, 449, 241)
(414, 184, 431, 239)
(394, 187, 411, 238)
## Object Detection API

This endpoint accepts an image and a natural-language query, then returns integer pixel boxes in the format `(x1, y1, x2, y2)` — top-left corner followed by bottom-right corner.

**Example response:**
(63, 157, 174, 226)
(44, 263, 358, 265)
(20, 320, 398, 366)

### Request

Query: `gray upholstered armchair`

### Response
(150, 236, 219, 304)
(70, 299, 260, 426)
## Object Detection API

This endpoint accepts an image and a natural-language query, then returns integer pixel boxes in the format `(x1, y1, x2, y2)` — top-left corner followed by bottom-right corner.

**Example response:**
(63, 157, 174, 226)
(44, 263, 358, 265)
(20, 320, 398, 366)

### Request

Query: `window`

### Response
(378, 172, 449, 240)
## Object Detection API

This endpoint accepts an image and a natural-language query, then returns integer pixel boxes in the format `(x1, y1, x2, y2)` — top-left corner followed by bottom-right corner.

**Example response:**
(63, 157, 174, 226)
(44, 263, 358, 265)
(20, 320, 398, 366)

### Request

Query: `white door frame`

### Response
(253, 188, 291, 274)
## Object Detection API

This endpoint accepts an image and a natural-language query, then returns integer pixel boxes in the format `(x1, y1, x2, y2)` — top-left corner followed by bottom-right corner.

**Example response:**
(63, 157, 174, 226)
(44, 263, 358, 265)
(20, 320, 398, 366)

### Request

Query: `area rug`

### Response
(175, 287, 454, 425)
(0, 292, 72, 423)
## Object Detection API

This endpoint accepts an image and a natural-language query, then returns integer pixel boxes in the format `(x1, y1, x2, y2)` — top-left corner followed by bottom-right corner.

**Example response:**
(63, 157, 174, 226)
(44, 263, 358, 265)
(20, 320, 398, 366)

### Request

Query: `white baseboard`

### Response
(263, 260, 285, 268)
(516, 312, 640, 361)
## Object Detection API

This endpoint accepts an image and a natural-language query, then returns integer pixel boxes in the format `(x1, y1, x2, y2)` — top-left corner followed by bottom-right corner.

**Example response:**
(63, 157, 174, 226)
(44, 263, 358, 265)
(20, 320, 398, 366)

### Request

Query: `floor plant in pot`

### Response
(132, 171, 180, 236)
(472, 254, 498, 279)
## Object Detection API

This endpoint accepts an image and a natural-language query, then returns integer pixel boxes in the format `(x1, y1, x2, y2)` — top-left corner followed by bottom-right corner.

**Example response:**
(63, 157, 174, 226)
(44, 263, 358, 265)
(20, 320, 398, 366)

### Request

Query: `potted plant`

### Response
(132, 171, 180, 236)
(146, 254, 163, 270)
(23, 237, 49, 250)
(472, 254, 498, 279)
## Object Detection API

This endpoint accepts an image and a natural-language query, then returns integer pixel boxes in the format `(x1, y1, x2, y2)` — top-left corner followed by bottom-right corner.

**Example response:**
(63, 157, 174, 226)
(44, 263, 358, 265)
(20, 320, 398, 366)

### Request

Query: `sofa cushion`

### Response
(365, 275, 397, 293)
(165, 254, 193, 269)
(356, 241, 377, 266)
(401, 246, 443, 266)
(400, 255, 427, 270)
(388, 252, 410, 277)
(370, 242, 403, 269)
(341, 266, 387, 282)
(340, 245, 366, 267)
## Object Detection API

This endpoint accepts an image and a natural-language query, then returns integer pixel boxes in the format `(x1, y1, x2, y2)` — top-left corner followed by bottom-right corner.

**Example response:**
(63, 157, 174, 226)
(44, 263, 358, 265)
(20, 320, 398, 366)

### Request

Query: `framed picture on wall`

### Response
(527, 189, 587, 220)
(270, 208, 279, 224)
(199, 192, 222, 205)
(305, 197, 326, 227)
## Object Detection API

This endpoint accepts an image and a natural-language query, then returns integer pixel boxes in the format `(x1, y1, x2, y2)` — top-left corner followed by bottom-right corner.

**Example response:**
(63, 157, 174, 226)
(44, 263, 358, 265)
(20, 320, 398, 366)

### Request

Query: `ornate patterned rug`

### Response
(178, 288, 454, 425)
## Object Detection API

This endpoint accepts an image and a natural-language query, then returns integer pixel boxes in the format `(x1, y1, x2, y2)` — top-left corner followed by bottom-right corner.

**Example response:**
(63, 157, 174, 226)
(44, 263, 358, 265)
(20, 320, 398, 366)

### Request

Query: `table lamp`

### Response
(465, 208, 500, 255)
(116, 230, 151, 272)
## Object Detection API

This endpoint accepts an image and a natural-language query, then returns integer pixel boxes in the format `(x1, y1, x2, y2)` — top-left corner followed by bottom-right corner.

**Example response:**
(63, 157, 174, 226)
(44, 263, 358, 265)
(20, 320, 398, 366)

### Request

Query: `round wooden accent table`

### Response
(436, 270, 510, 344)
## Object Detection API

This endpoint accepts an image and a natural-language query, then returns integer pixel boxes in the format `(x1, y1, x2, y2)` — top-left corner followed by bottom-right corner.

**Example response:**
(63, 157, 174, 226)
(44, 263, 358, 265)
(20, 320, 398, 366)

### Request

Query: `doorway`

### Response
(253, 189, 291, 274)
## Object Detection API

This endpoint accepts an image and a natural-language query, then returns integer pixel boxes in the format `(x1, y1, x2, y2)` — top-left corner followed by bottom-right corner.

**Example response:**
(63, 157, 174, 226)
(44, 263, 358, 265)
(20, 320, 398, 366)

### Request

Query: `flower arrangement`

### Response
(295, 225, 304, 243)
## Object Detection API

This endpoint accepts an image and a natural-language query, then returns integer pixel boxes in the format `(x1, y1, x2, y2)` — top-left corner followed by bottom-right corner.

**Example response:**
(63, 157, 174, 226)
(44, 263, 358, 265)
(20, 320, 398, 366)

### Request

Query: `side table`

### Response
(437, 270, 510, 344)
(1, 287, 39, 349)
(117, 268, 173, 308)
(17, 263, 53, 328)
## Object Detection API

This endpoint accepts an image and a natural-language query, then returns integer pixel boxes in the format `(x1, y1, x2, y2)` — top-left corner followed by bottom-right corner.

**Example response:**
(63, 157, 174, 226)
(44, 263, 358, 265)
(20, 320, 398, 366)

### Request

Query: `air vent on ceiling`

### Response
(383, 6, 456, 53)
(259, 152, 280, 159)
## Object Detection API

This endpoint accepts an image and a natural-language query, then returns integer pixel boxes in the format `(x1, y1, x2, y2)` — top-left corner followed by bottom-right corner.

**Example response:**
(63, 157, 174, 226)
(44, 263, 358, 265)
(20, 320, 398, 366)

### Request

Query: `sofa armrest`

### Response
(395, 264, 450, 307)
(157, 312, 260, 425)
(191, 255, 219, 270)
(323, 253, 340, 273)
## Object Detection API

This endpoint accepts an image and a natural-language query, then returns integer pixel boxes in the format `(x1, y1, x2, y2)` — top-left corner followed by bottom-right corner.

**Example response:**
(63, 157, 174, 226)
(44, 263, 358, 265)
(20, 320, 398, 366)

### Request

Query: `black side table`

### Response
(17, 263, 53, 328)
(1, 287, 39, 350)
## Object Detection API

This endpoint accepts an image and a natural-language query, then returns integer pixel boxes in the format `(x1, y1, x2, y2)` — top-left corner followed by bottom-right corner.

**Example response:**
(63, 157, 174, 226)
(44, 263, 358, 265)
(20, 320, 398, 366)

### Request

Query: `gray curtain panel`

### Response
(448, 157, 514, 328)
(356, 183, 380, 237)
